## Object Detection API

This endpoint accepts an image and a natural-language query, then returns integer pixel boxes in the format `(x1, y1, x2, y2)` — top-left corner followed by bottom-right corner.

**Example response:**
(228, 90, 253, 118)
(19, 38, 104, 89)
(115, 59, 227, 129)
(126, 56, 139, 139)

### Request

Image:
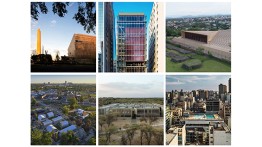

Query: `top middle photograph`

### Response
(98, 2, 164, 73)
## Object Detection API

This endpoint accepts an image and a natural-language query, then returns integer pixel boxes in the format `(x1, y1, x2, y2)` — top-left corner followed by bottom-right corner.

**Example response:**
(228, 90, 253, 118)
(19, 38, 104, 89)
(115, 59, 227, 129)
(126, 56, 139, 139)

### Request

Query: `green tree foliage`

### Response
(105, 125, 117, 143)
(87, 137, 96, 145)
(31, 129, 42, 145)
(41, 132, 53, 145)
(73, 2, 96, 34)
(166, 27, 181, 37)
(196, 47, 205, 55)
(105, 112, 117, 127)
(69, 97, 78, 109)
(31, 2, 96, 33)
(84, 119, 92, 132)
(31, 129, 52, 145)
(79, 96, 84, 103)
(31, 97, 37, 106)
(99, 115, 106, 131)
(60, 131, 80, 145)
(62, 105, 69, 115)
(124, 124, 138, 145)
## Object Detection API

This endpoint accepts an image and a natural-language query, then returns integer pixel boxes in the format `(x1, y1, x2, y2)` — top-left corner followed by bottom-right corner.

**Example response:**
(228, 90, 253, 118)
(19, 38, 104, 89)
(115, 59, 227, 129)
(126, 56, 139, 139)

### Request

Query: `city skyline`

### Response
(31, 75, 96, 84)
(31, 2, 95, 59)
(166, 2, 231, 18)
(99, 75, 163, 97)
(166, 75, 231, 91)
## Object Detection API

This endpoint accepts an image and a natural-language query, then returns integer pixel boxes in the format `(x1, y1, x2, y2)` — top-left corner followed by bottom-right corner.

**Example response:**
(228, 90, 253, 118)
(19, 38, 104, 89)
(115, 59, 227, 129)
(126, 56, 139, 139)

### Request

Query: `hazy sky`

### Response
(99, 75, 163, 98)
(31, 75, 96, 84)
(31, 2, 95, 59)
(166, 2, 231, 18)
(166, 75, 231, 92)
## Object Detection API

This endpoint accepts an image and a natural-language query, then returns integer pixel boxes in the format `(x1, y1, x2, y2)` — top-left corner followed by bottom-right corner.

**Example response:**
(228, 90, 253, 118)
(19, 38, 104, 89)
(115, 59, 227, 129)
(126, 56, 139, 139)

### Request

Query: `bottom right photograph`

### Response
(166, 75, 231, 145)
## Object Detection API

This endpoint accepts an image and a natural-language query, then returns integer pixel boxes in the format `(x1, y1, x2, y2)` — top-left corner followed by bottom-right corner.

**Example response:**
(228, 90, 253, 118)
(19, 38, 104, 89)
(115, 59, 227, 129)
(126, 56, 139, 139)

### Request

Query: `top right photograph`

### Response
(166, 2, 231, 72)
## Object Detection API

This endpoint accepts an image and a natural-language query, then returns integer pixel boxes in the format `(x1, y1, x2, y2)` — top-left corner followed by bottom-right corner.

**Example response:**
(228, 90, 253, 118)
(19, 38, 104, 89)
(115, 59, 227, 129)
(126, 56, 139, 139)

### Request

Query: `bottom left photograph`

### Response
(31, 75, 96, 145)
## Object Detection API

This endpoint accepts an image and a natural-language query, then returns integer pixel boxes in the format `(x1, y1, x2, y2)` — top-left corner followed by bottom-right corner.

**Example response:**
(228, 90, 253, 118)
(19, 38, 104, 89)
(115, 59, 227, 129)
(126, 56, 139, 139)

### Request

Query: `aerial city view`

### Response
(98, 2, 164, 72)
(98, 75, 164, 145)
(30, 2, 96, 72)
(31, 75, 96, 145)
(166, 2, 231, 72)
(166, 75, 231, 145)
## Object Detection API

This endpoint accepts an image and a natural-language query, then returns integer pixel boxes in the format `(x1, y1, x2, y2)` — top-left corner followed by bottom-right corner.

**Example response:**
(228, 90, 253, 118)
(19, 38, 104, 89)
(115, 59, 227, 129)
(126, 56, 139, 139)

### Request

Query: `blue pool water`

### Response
(191, 114, 215, 119)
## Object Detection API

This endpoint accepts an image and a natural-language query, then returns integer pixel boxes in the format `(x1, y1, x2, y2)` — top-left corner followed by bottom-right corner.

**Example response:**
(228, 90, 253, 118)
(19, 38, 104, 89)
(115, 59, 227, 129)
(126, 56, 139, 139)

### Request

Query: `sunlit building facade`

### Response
(148, 2, 164, 72)
(36, 28, 41, 55)
(68, 34, 96, 64)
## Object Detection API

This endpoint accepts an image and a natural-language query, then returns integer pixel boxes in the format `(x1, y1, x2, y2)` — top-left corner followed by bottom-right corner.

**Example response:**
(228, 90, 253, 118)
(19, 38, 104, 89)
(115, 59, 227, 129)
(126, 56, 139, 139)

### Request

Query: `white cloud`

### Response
(50, 20, 57, 27)
(51, 20, 56, 24)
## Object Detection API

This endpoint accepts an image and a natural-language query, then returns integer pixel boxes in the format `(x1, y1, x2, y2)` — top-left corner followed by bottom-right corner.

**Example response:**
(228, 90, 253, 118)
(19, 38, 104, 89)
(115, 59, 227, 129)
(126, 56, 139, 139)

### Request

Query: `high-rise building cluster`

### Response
(166, 78, 231, 145)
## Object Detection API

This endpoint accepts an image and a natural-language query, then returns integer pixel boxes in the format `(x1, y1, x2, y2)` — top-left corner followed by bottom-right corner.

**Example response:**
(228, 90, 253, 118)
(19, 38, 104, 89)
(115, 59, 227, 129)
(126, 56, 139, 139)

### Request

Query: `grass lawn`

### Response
(166, 48, 231, 72)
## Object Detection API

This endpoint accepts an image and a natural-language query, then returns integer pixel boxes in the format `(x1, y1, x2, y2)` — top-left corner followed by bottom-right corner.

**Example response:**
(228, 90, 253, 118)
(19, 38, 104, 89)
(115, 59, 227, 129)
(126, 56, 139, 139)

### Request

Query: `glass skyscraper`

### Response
(116, 13, 147, 72)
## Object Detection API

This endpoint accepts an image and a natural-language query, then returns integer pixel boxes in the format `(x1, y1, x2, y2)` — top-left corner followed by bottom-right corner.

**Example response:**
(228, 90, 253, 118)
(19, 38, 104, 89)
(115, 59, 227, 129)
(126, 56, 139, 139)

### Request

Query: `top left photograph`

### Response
(31, 2, 96, 72)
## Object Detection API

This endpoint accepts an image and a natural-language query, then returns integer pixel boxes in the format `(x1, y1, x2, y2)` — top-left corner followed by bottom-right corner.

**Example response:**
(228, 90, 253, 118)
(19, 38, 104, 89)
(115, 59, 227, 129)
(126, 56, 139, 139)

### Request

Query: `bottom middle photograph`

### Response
(98, 75, 164, 145)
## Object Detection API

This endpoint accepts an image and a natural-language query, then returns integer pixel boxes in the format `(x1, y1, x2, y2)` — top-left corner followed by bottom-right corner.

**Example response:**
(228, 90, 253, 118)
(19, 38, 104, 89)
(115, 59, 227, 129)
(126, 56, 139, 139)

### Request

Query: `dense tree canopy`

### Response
(31, 2, 96, 33)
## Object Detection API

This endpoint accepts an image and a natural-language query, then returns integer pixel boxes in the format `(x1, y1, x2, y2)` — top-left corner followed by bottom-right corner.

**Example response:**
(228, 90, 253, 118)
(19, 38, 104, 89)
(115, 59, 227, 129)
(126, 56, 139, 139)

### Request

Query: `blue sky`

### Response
(166, 75, 231, 92)
(31, 2, 95, 59)
(166, 2, 231, 18)
(31, 75, 96, 83)
(99, 75, 163, 98)
(112, 2, 153, 60)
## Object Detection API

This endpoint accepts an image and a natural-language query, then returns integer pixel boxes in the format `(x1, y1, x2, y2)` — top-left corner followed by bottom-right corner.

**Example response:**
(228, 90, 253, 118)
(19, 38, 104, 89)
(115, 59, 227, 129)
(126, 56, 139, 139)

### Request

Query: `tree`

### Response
(124, 124, 138, 145)
(105, 125, 117, 143)
(139, 123, 146, 145)
(75, 118, 83, 126)
(69, 97, 78, 109)
(143, 124, 155, 145)
(99, 115, 106, 131)
(31, 129, 42, 145)
(121, 134, 128, 145)
(31, 2, 96, 33)
(41, 132, 52, 145)
(84, 119, 91, 132)
(55, 50, 60, 61)
(196, 47, 205, 55)
(60, 131, 79, 145)
(105, 112, 117, 127)
(87, 137, 96, 145)
(153, 129, 163, 145)
(31, 129, 52, 145)
(148, 116, 159, 125)
(62, 105, 69, 115)
(31, 97, 37, 106)
(79, 96, 84, 103)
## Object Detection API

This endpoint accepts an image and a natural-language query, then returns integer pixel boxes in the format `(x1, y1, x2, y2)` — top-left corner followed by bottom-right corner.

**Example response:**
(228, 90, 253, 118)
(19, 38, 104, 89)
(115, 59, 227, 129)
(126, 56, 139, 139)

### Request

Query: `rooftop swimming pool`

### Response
(192, 114, 215, 119)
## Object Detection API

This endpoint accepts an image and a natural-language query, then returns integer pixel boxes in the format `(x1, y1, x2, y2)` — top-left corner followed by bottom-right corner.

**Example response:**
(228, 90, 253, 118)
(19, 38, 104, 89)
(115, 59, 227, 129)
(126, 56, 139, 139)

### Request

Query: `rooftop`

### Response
(166, 133, 177, 145)
(100, 103, 163, 109)
(185, 31, 218, 38)
(183, 114, 222, 120)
